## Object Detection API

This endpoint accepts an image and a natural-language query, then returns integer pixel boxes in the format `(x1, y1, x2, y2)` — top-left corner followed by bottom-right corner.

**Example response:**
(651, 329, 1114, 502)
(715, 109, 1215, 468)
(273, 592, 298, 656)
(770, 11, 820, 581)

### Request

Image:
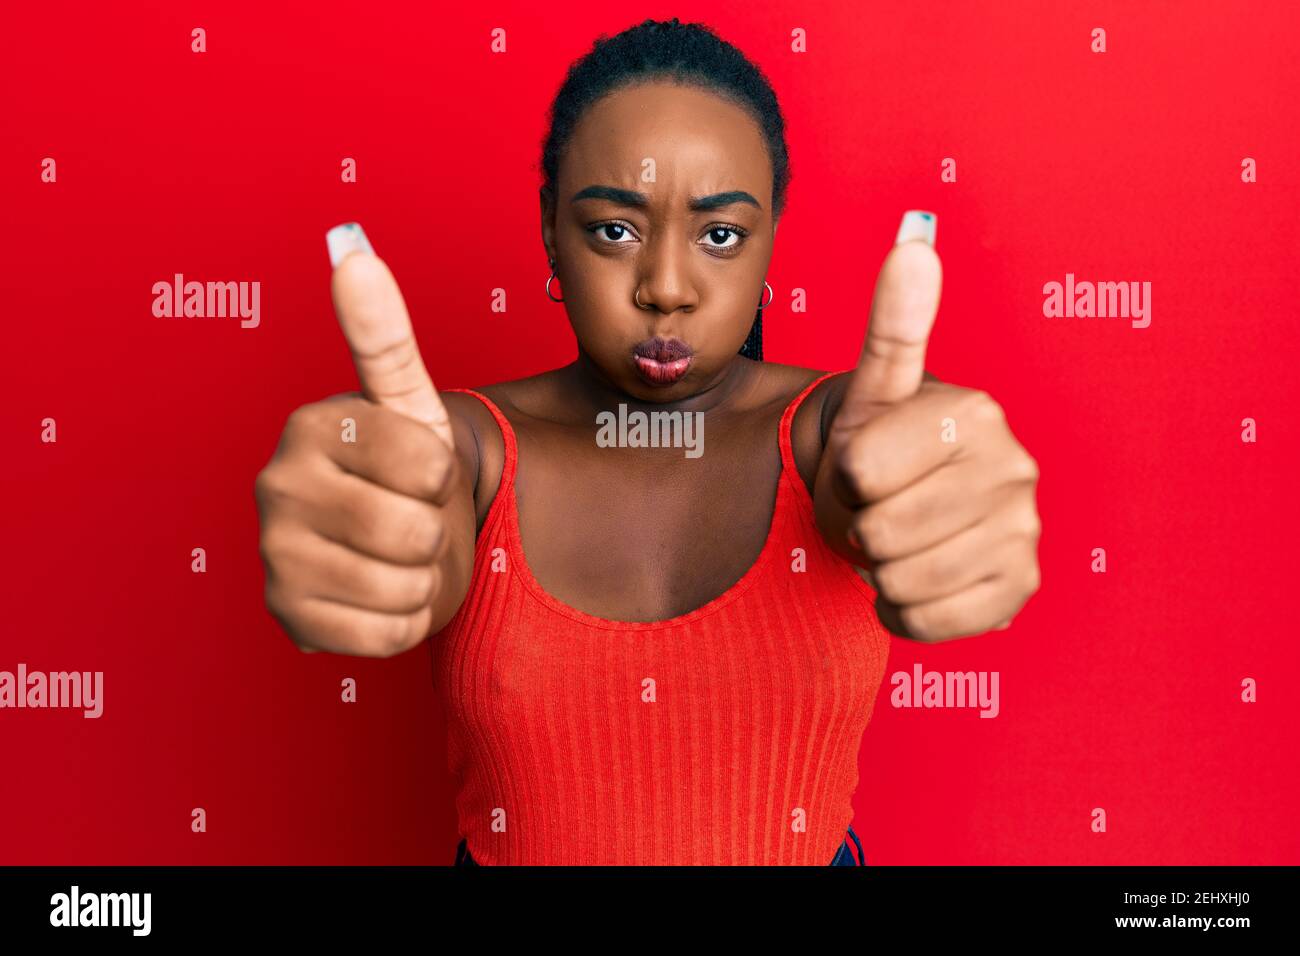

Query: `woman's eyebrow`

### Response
(571, 185, 761, 211)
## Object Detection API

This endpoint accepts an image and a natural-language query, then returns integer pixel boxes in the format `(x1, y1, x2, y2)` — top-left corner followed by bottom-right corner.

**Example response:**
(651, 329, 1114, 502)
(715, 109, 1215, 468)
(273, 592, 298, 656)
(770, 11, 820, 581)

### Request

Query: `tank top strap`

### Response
(441, 388, 518, 490)
(778, 370, 850, 480)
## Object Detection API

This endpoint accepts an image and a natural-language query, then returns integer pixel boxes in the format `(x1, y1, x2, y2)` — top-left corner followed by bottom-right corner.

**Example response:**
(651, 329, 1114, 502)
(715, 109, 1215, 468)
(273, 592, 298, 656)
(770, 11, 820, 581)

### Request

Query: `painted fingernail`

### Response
(895, 210, 937, 247)
(326, 222, 374, 267)
(846, 528, 862, 550)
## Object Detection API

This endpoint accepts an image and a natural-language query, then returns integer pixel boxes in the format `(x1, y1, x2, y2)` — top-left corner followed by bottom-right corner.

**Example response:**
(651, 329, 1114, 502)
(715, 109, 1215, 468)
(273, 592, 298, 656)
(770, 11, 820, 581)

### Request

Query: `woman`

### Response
(255, 18, 1041, 865)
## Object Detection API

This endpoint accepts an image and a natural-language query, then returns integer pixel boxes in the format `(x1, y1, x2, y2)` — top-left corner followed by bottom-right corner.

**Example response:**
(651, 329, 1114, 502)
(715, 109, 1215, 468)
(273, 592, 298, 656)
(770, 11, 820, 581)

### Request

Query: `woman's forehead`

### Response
(562, 82, 771, 194)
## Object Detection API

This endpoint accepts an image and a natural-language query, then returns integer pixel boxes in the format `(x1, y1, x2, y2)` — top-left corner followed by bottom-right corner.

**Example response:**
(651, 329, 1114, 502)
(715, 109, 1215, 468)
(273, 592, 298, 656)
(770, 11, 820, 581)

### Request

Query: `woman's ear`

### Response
(539, 188, 557, 264)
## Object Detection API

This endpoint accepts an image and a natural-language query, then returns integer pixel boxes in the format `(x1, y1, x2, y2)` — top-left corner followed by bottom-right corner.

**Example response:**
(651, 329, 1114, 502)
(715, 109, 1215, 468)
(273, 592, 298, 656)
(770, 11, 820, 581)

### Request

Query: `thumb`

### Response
(833, 211, 942, 433)
(326, 223, 455, 451)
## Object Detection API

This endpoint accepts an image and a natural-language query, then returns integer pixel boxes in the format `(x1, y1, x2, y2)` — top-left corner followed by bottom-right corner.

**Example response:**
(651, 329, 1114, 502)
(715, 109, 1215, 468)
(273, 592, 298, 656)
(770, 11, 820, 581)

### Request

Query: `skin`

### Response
(254, 79, 1041, 657)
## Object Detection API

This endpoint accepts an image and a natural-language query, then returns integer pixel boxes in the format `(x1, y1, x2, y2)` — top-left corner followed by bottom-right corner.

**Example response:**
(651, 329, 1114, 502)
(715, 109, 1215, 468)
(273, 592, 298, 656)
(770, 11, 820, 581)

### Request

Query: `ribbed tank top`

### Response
(431, 370, 892, 865)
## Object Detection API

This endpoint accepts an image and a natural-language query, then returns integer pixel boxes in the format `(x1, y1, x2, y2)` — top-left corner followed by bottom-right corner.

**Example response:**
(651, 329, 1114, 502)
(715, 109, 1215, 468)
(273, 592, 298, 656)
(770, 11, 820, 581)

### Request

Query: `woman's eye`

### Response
(702, 226, 744, 250)
(589, 223, 637, 243)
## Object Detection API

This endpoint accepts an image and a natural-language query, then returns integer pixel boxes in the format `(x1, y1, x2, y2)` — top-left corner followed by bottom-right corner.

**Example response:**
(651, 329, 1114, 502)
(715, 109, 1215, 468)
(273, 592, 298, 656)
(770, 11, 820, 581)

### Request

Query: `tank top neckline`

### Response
(444, 369, 846, 632)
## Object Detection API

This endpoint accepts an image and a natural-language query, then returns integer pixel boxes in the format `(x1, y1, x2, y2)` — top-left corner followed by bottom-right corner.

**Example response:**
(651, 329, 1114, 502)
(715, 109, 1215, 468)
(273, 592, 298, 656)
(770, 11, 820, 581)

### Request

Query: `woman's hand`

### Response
(813, 215, 1041, 642)
(254, 225, 476, 657)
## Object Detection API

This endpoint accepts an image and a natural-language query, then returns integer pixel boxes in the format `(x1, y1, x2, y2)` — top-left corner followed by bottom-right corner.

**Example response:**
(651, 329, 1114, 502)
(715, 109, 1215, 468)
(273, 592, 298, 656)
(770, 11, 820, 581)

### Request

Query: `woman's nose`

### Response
(636, 240, 699, 313)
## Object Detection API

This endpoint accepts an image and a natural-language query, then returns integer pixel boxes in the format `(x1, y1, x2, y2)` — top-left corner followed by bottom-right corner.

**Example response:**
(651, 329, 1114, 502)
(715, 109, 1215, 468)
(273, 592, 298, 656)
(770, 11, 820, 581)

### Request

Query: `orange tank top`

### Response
(431, 370, 892, 865)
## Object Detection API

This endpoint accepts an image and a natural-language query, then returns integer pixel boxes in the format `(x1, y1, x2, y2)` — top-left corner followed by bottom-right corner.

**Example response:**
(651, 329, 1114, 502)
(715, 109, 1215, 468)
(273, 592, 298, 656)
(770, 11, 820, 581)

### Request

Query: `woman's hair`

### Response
(540, 17, 791, 361)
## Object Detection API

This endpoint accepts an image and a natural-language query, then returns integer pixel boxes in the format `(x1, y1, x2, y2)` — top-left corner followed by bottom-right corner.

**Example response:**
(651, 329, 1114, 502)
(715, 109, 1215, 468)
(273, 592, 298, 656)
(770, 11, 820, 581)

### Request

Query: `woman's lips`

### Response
(631, 336, 694, 386)
(634, 354, 692, 385)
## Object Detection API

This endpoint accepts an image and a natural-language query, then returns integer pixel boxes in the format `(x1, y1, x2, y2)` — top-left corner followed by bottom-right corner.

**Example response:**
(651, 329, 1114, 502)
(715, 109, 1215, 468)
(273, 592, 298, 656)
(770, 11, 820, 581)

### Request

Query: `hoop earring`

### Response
(545, 257, 564, 303)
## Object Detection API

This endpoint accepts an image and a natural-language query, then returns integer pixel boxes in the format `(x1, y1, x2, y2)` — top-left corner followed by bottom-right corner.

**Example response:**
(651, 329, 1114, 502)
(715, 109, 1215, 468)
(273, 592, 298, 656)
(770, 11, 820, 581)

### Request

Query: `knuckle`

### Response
(402, 505, 443, 562)
(360, 559, 409, 612)
(384, 616, 415, 657)
(427, 444, 456, 499)
(428, 512, 448, 560)
(347, 492, 401, 559)
(1020, 505, 1043, 540)
(338, 491, 374, 544)
(288, 396, 362, 449)
(962, 389, 1004, 431)
(284, 401, 319, 436)
(254, 467, 289, 509)
(264, 588, 308, 649)
(1016, 451, 1041, 483)
(332, 494, 369, 546)
(389, 564, 438, 612)
(378, 608, 430, 657)
(873, 560, 902, 600)
(925, 549, 956, 590)
(858, 508, 893, 560)
(258, 526, 288, 567)
(1023, 560, 1042, 595)
(899, 605, 937, 643)
(278, 618, 317, 654)
(359, 618, 404, 658)
(262, 578, 284, 618)
(969, 388, 1002, 419)
(409, 607, 435, 651)
(420, 565, 441, 607)
(253, 474, 270, 511)
(837, 443, 879, 501)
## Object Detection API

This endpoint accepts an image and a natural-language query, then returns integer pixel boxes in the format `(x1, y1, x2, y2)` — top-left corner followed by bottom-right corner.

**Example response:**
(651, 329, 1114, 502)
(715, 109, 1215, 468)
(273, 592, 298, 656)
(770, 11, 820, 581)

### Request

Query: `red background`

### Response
(3, 1, 1297, 864)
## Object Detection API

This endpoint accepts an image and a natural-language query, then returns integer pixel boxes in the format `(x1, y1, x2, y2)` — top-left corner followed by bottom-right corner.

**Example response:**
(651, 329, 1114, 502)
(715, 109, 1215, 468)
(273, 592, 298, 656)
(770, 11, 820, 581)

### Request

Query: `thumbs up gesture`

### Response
(254, 224, 474, 657)
(813, 212, 1041, 641)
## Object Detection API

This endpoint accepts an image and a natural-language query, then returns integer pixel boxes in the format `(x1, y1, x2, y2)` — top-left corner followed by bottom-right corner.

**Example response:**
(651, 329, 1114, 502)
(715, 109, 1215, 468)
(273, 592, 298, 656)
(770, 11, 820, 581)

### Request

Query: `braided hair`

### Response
(540, 17, 791, 361)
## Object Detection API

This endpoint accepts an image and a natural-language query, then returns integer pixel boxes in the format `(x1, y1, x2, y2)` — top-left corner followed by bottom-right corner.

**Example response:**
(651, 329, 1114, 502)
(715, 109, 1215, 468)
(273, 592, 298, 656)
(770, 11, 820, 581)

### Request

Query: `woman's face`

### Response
(542, 80, 777, 401)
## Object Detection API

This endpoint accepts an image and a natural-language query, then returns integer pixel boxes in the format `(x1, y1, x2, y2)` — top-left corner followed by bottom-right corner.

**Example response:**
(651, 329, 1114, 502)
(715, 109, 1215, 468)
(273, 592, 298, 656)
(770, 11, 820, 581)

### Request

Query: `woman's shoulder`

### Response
(440, 369, 547, 465)
(759, 360, 842, 395)
(441, 366, 553, 429)
(756, 361, 853, 493)
(756, 361, 850, 428)
(437, 371, 558, 527)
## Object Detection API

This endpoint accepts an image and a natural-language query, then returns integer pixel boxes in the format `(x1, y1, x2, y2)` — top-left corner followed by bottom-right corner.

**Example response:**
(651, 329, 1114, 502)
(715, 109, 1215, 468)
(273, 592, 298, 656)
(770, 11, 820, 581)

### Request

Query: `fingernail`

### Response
(326, 222, 374, 267)
(895, 210, 936, 247)
(996, 620, 1012, 631)
(846, 527, 862, 550)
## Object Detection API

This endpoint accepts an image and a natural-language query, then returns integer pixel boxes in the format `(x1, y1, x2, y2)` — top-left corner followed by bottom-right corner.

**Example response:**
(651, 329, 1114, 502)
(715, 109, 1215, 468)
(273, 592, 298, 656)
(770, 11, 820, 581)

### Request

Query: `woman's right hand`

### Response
(254, 224, 476, 657)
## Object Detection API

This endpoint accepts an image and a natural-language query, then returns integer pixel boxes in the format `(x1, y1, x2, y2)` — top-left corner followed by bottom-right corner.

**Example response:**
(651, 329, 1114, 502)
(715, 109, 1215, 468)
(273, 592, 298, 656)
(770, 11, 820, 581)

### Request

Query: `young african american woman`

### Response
(255, 18, 1042, 866)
